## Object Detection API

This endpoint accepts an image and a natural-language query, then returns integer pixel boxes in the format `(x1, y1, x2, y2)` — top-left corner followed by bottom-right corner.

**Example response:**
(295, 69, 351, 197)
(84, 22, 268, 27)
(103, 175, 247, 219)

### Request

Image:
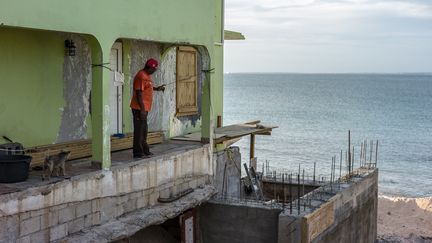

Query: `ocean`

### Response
(223, 73, 432, 197)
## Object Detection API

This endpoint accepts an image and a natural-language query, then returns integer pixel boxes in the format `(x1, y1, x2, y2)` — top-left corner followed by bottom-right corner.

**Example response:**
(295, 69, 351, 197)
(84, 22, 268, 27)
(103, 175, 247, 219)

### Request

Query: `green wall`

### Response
(0, 0, 225, 159)
(0, 28, 64, 147)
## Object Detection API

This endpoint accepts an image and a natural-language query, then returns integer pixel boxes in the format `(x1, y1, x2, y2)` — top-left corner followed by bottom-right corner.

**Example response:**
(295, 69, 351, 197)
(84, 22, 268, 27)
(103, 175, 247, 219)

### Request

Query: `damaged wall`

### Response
(56, 34, 92, 142)
(127, 40, 209, 138)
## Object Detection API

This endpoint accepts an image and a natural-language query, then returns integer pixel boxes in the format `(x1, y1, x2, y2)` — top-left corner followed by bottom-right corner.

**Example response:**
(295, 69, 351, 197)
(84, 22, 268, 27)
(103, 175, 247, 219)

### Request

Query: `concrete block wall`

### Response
(0, 145, 212, 243)
(277, 169, 378, 243)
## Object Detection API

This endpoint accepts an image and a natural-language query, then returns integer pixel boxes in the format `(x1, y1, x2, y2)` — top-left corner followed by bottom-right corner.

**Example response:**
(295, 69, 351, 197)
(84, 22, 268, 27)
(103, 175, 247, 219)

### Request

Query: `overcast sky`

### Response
(224, 0, 432, 73)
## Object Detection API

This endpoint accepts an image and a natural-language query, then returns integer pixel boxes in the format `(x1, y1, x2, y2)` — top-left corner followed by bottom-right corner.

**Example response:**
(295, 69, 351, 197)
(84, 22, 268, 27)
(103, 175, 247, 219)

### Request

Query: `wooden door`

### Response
(176, 46, 198, 116)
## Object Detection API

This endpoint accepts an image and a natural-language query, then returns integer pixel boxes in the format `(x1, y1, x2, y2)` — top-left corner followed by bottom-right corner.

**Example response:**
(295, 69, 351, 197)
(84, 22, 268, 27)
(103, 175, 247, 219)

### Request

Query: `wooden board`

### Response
(171, 132, 226, 142)
(27, 132, 164, 167)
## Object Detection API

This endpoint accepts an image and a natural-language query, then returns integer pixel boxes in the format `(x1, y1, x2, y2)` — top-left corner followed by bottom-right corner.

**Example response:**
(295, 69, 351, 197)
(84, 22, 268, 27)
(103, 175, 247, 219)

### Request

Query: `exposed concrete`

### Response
(277, 169, 379, 243)
(310, 170, 378, 243)
(57, 34, 92, 143)
(56, 185, 216, 243)
(0, 144, 213, 242)
(113, 225, 178, 243)
(199, 202, 282, 243)
(213, 146, 241, 199)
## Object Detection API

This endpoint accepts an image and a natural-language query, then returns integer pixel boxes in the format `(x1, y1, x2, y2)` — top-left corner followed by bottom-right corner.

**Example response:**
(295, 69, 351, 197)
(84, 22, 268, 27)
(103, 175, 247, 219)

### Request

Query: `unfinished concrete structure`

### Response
(200, 146, 379, 243)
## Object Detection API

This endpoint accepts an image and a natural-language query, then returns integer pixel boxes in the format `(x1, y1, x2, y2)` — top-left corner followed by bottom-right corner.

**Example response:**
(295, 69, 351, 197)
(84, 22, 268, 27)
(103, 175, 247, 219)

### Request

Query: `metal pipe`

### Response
(290, 173, 293, 214)
(375, 140, 379, 167)
(348, 130, 351, 176)
(297, 174, 300, 214)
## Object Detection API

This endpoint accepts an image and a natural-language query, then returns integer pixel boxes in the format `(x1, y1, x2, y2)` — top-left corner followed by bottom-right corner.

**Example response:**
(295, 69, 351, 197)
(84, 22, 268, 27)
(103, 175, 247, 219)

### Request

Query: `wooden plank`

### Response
(27, 132, 164, 167)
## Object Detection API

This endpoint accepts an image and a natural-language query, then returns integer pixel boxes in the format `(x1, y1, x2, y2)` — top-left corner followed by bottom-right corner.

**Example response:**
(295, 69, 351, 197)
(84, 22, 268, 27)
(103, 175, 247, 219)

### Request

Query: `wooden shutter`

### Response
(176, 46, 198, 116)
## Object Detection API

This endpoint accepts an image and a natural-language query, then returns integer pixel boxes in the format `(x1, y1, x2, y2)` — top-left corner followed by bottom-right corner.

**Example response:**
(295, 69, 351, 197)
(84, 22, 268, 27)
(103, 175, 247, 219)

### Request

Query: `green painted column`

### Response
(87, 36, 112, 169)
(201, 67, 212, 143)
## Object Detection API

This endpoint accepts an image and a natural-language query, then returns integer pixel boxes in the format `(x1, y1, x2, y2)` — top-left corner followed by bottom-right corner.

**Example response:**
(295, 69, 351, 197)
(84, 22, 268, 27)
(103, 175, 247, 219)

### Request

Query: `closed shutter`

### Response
(176, 46, 198, 116)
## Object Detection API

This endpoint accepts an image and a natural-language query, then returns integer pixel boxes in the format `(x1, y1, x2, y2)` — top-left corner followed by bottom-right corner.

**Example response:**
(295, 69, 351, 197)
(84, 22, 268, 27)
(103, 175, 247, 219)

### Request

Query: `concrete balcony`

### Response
(0, 141, 215, 242)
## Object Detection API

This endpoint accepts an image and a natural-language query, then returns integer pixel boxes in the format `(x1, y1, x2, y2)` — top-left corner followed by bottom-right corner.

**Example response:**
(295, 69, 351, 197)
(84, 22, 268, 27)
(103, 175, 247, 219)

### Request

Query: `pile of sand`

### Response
(378, 195, 432, 243)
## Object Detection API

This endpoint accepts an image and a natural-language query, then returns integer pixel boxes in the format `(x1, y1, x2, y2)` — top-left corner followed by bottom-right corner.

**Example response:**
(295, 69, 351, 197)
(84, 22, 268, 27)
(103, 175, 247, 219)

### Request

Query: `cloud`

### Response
(224, 0, 432, 72)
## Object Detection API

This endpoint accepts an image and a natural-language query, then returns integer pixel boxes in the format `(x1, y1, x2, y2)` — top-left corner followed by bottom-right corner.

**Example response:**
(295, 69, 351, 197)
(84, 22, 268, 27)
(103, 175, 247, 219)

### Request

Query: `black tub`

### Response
(0, 155, 32, 183)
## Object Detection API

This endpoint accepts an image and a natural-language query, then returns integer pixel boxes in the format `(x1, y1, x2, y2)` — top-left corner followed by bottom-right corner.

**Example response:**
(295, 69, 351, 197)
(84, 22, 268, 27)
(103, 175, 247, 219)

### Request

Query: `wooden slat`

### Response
(27, 132, 164, 167)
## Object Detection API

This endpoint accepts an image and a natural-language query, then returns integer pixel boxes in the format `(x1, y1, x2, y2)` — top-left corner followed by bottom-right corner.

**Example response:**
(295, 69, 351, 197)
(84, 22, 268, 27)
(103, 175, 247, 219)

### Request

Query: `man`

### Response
(130, 58, 165, 158)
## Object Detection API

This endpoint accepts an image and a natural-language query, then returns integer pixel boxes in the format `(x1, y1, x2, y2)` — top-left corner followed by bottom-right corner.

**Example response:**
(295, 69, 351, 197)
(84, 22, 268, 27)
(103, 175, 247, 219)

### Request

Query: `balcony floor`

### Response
(0, 140, 203, 195)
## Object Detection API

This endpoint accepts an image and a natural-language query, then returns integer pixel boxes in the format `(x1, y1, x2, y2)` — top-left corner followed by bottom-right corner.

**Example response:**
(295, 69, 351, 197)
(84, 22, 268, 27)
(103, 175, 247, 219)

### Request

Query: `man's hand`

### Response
(139, 110, 148, 120)
(154, 85, 165, 92)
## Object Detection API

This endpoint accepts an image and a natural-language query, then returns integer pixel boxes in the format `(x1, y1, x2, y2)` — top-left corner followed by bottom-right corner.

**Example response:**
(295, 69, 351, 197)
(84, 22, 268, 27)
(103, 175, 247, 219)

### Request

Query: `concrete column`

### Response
(87, 36, 112, 169)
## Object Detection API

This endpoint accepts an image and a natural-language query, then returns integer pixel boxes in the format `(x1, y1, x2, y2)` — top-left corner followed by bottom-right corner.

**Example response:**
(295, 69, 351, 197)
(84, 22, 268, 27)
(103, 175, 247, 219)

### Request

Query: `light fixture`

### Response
(65, 39, 76, 56)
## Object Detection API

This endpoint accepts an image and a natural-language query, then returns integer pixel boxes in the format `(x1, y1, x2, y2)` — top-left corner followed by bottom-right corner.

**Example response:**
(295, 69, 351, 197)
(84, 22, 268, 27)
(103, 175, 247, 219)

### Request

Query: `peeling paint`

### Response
(57, 34, 92, 143)
(128, 41, 210, 138)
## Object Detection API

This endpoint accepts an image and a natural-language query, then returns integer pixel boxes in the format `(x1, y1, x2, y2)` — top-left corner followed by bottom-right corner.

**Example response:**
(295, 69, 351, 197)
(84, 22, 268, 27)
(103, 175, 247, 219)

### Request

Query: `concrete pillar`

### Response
(87, 36, 112, 169)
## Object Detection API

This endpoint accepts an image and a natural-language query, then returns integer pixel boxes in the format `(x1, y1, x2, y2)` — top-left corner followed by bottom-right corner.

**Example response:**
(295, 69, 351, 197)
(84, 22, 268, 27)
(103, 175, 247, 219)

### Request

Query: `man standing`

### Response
(130, 58, 165, 158)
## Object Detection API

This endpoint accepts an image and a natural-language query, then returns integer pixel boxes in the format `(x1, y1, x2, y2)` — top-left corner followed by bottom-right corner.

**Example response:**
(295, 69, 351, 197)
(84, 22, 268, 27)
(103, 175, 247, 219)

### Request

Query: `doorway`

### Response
(109, 42, 123, 134)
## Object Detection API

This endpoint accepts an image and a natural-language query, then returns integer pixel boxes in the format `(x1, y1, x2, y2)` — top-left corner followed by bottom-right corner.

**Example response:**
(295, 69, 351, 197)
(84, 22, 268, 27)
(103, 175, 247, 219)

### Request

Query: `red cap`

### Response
(145, 58, 158, 68)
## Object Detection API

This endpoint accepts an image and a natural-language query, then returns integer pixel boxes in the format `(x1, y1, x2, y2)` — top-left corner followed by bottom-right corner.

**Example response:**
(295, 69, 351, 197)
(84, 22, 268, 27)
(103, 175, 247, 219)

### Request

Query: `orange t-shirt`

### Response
(130, 70, 153, 111)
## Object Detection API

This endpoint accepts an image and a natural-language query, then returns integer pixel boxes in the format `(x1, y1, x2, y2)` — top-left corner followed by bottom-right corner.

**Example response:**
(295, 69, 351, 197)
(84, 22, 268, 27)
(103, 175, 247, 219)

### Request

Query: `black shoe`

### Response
(144, 151, 154, 156)
(133, 154, 145, 159)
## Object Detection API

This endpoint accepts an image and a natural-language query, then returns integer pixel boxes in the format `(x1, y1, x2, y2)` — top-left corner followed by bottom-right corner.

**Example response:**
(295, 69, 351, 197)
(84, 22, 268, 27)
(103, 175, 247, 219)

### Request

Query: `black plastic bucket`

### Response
(0, 155, 32, 183)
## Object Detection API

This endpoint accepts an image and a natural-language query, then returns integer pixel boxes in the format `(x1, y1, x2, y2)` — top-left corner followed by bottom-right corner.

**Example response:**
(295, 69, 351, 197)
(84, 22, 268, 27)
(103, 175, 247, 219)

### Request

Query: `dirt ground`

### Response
(377, 196, 432, 243)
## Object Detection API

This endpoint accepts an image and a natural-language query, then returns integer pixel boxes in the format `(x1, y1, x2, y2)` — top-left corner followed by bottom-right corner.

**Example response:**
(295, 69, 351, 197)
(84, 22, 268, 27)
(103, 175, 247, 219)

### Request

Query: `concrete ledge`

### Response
(56, 185, 217, 243)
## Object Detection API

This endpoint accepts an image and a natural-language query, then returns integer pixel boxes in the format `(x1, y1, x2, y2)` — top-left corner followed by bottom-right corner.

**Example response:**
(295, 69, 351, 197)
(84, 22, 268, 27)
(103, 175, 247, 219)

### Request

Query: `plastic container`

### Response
(0, 155, 32, 183)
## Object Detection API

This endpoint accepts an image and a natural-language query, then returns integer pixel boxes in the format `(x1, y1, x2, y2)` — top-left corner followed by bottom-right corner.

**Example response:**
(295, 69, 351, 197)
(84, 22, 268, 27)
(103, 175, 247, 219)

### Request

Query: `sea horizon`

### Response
(224, 72, 432, 198)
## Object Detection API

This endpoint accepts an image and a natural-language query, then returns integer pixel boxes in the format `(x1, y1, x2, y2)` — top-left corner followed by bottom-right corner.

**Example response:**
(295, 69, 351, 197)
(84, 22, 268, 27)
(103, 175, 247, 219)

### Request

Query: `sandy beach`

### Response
(377, 196, 432, 243)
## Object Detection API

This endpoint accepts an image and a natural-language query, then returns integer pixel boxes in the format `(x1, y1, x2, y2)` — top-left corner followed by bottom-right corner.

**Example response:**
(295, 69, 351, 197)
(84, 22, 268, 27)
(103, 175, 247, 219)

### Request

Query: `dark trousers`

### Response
(132, 109, 150, 156)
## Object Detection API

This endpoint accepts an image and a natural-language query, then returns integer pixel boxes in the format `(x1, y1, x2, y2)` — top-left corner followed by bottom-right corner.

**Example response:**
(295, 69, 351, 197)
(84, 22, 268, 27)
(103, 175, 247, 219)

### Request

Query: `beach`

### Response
(377, 196, 432, 242)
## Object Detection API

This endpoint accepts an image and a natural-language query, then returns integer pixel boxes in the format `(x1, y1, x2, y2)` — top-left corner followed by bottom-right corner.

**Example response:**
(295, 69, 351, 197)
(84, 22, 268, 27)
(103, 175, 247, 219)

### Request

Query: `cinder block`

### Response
(0, 215, 19, 242)
(100, 197, 116, 222)
(58, 205, 75, 223)
(18, 212, 31, 221)
(68, 217, 85, 234)
(91, 198, 101, 213)
(76, 201, 92, 218)
(29, 229, 49, 243)
(91, 212, 101, 225)
(30, 208, 48, 218)
(49, 204, 68, 212)
(83, 214, 92, 228)
(41, 211, 58, 229)
(20, 216, 41, 236)
(137, 193, 149, 208)
(188, 179, 198, 189)
(16, 235, 30, 243)
(129, 191, 143, 199)
(50, 223, 68, 241)
(159, 188, 170, 199)
(117, 194, 129, 205)
(122, 198, 137, 214)
(148, 191, 159, 206)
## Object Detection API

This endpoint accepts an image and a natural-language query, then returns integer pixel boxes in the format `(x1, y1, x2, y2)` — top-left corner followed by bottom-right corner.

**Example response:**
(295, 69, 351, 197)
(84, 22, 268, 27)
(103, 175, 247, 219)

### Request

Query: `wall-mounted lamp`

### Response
(64, 39, 76, 56)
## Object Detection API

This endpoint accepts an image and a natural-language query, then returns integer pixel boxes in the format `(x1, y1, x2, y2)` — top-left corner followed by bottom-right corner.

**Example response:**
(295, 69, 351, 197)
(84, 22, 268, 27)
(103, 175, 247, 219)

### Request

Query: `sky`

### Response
(224, 0, 432, 73)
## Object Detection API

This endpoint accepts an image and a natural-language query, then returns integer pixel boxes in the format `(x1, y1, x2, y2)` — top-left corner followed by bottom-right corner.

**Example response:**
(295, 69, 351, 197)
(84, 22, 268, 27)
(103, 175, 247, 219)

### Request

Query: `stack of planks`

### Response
(26, 132, 164, 167)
